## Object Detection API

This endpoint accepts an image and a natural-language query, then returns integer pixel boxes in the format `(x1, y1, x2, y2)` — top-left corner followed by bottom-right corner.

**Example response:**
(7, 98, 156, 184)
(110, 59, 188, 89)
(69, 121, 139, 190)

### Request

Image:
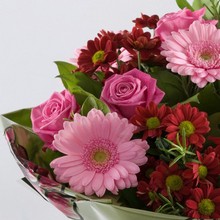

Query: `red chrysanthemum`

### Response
(130, 102, 171, 139)
(164, 103, 210, 148)
(150, 161, 192, 201)
(122, 27, 166, 66)
(137, 180, 161, 210)
(137, 156, 160, 181)
(98, 30, 127, 49)
(133, 14, 159, 29)
(183, 151, 220, 186)
(77, 35, 118, 74)
(186, 184, 220, 219)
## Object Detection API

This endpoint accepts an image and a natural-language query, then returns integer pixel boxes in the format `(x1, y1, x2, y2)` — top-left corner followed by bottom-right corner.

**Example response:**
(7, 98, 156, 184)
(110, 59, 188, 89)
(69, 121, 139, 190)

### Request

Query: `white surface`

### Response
(0, 0, 192, 219)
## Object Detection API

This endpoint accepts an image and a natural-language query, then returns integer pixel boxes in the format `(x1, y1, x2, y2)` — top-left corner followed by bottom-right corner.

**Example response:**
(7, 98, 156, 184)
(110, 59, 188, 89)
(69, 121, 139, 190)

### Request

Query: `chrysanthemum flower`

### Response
(122, 27, 166, 66)
(161, 21, 220, 88)
(130, 102, 171, 139)
(77, 36, 118, 74)
(50, 109, 149, 197)
(133, 14, 159, 29)
(183, 151, 220, 186)
(186, 184, 220, 219)
(137, 156, 160, 181)
(150, 161, 192, 201)
(164, 103, 210, 148)
(205, 140, 220, 161)
(137, 180, 161, 210)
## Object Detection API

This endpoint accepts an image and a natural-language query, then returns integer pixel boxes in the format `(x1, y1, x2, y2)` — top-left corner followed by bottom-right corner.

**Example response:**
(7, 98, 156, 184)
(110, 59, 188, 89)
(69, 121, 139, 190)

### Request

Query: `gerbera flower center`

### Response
(146, 117, 160, 129)
(198, 165, 208, 179)
(198, 199, 215, 216)
(187, 41, 220, 69)
(92, 50, 105, 64)
(165, 174, 183, 191)
(83, 139, 119, 173)
(179, 120, 195, 137)
(93, 150, 109, 163)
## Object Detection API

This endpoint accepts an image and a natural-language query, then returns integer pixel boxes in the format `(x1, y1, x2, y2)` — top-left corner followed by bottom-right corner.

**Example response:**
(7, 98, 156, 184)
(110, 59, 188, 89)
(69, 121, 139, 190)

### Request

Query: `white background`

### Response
(0, 0, 193, 219)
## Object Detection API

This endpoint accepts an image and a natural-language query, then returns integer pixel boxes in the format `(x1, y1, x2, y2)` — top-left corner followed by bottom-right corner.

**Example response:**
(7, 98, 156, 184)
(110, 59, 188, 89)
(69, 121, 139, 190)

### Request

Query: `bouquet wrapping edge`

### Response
(0, 114, 187, 220)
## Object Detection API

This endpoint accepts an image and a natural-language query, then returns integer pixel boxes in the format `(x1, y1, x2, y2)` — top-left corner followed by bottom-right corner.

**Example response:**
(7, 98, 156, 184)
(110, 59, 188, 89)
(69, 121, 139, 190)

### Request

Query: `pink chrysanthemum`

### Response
(161, 21, 220, 88)
(50, 108, 149, 197)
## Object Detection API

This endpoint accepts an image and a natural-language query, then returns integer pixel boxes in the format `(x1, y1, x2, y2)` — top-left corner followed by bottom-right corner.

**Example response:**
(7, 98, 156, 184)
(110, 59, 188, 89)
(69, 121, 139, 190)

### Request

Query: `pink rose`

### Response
(101, 68, 164, 119)
(31, 90, 79, 150)
(155, 7, 217, 40)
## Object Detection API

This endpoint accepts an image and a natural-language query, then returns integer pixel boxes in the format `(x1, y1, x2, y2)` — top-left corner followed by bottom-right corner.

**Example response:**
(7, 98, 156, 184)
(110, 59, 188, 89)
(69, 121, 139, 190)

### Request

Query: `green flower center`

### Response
(146, 117, 160, 129)
(148, 191, 156, 201)
(201, 52, 213, 61)
(92, 50, 105, 64)
(179, 120, 195, 137)
(92, 150, 109, 164)
(198, 165, 208, 179)
(165, 175, 183, 191)
(198, 199, 215, 216)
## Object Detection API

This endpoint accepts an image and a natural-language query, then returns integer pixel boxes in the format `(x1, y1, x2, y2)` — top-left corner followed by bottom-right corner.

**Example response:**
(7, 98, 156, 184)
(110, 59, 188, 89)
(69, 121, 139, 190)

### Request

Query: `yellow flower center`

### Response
(92, 149, 109, 164)
(92, 50, 105, 64)
(201, 52, 213, 61)
(146, 117, 160, 129)
(198, 165, 208, 179)
(179, 120, 195, 137)
(198, 199, 215, 216)
(165, 175, 183, 191)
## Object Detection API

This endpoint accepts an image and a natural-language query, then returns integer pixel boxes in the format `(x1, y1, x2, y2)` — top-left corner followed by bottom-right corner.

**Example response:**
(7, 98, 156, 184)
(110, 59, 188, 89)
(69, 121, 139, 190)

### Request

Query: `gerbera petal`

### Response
(81, 171, 96, 186)
(91, 173, 104, 192)
(119, 161, 140, 174)
(104, 173, 115, 191)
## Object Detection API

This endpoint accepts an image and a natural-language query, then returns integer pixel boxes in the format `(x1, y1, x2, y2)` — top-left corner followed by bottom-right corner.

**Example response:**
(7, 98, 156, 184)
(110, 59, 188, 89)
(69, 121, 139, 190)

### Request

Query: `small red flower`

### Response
(133, 14, 159, 29)
(130, 102, 171, 139)
(77, 35, 118, 74)
(164, 103, 210, 148)
(137, 180, 161, 210)
(98, 30, 126, 49)
(186, 184, 220, 219)
(150, 161, 192, 201)
(122, 27, 165, 66)
(137, 156, 160, 181)
(183, 151, 220, 186)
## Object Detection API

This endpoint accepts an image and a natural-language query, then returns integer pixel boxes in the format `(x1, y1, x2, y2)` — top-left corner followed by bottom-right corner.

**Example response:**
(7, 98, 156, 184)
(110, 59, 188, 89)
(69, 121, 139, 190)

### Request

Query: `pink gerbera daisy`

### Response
(161, 21, 220, 88)
(50, 108, 149, 197)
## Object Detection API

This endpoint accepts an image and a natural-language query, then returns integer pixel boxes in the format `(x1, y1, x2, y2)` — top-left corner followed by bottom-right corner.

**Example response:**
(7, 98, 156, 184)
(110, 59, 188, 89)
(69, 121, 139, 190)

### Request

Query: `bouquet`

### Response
(2, 0, 220, 219)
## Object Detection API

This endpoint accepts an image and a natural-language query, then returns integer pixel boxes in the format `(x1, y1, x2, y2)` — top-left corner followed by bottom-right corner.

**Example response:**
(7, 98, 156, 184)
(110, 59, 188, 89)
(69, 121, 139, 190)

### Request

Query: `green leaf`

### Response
(81, 96, 110, 116)
(192, 84, 220, 115)
(176, 0, 194, 10)
(192, 0, 218, 19)
(3, 108, 32, 128)
(149, 67, 188, 106)
(54, 61, 77, 89)
(118, 188, 146, 209)
(180, 93, 199, 105)
(55, 61, 103, 101)
(208, 112, 220, 138)
(69, 86, 91, 105)
(192, 0, 204, 9)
